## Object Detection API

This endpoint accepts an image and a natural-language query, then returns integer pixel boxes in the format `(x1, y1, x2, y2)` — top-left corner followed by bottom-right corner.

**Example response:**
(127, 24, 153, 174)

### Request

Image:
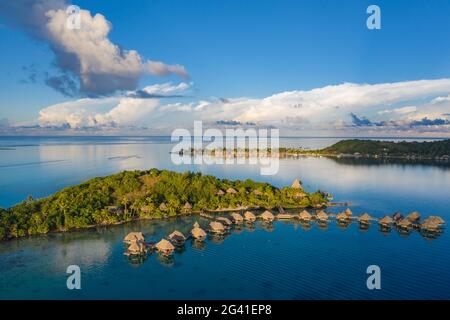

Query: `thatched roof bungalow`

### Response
(230, 212, 244, 224)
(159, 202, 168, 212)
(216, 217, 232, 227)
(291, 179, 303, 189)
(316, 210, 328, 222)
(244, 211, 256, 222)
(168, 230, 186, 245)
(407, 211, 421, 222)
(344, 208, 353, 217)
(191, 226, 207, 240)
(358, 213, 373, 224)
(215, 189, 225, 196)
(183, 202, 192, 212)
(336, 212, 349, 222)
(420, 220, 440, 232)
(398, 218, 413, 229)
(299, 210, 312, 221)
(260, 210, 275, 222)
(379, 216, 394, 227)
(392, 212, 403, 222)
(155, 239, 175, 255)
(226, 187, 237, 194)
(253, 189, 263, 196)
(124, 232, 145, 244)
(209, 221, 226, 234)
(127, 241, 146, 255)
(423, 216, 445, 225)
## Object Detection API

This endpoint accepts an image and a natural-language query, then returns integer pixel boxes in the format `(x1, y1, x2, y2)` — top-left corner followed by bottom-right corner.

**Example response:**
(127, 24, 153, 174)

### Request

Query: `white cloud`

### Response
(0, 0, 187, 96)
(36, 79, 450, 135)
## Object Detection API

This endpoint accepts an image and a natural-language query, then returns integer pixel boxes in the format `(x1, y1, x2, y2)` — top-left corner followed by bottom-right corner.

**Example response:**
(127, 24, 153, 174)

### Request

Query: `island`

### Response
(178, 139, 450, 161)
(0, 169, 327, 240)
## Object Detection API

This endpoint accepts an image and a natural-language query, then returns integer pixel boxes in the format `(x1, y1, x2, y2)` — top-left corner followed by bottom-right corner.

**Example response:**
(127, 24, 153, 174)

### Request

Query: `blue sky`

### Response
(1, 0, 450, 136)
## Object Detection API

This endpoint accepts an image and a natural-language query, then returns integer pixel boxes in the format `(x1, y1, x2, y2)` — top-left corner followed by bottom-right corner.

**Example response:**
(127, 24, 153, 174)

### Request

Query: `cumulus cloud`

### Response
(0, 0, 187, 96)
(34, 78, 450, 136)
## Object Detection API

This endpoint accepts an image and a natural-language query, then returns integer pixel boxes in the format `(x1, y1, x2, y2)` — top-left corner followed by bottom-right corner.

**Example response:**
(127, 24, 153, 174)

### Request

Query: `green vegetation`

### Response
(282, 139, 450, 158)
(0, 169, 326, 240)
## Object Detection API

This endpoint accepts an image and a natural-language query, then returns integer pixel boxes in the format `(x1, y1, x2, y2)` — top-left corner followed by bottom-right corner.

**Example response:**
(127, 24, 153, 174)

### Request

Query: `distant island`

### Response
(178, 139, 450, 161)
(0, 169, 327, 240)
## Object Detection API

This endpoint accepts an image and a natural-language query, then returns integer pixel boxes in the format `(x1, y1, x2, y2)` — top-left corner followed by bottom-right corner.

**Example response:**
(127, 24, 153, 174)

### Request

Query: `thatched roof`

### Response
(231, 212, 244, 222)
(226, 187, 237, 194)
(421, 220, 440, 232)
(359, 213, 372, 222)
(184, 202, 192, 210)
(423, 216, 445, 225)
(379, 216, 394, 225)
(336, 212, 348, 221)
(168, 230, 186, 241)
(299, 210, 312, 221)
(217, 217, 232, 226)
(209, 221, 225, 232)
(191, 227, 207, 239)
(392, 212, 403, 221)
(128, 241, 145, 254)
(344, 208, 353, 216)
(155, 239, 175, 252)
(291, 179, 303, 189)
(159, 202, 168, 211)
(216, 189, 225, 196)
(253, 189, 263, 196)
(407, 211, 421, 222)
(260, 210, 275, 221)
(244, 211, 256, 221)
(398, 218, 413, 228)
(316, 210, 328, 221)
(124, 232, 145, 243)
(193, 221, 200, 228)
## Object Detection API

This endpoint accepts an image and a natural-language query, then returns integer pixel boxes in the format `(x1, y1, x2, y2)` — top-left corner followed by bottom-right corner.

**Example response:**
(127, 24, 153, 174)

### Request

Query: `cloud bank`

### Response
(30, 79, 450, 136)
(0, 0, 187, 96)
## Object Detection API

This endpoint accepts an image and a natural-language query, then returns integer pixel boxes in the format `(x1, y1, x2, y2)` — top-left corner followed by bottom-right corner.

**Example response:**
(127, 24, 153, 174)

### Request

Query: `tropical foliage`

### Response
(0, 169, 326, 240)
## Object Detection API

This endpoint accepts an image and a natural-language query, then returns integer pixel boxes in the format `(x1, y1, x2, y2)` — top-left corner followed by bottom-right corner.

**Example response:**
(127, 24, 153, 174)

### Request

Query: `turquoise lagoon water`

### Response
(0, 136, 449, 299)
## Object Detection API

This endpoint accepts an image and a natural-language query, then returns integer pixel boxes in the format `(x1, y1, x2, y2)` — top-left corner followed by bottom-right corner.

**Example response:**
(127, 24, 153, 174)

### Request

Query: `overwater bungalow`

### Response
(420, 220, 440, 233)
(344, 208, 353, 217)
(244, 211, 256, 222)
(191, 223, 207, 241)
(299, 210, 312, 222)
(358, 213, 373, 225)
(209, 221, 226, 234)
(407, 211, 421, 222)
(397, 218, 413, 230)
(230, 212, 244, 224)
(126, 241, 146, 256)
(423, 216, 445, 225)
(379, 216, 394, 227)
(226, 187, 237, 194)
(216, 217, 233, 228)
(123, 232, 145, 244)
(260, 210, 275, 222)
(316, 210, 328, 222)
(155, 239, 175, 256)
(291, 179, 303, 190)
(392, 212, 403, 222)
(336, 212, 350, 223)
(168, 230, 187, 246)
